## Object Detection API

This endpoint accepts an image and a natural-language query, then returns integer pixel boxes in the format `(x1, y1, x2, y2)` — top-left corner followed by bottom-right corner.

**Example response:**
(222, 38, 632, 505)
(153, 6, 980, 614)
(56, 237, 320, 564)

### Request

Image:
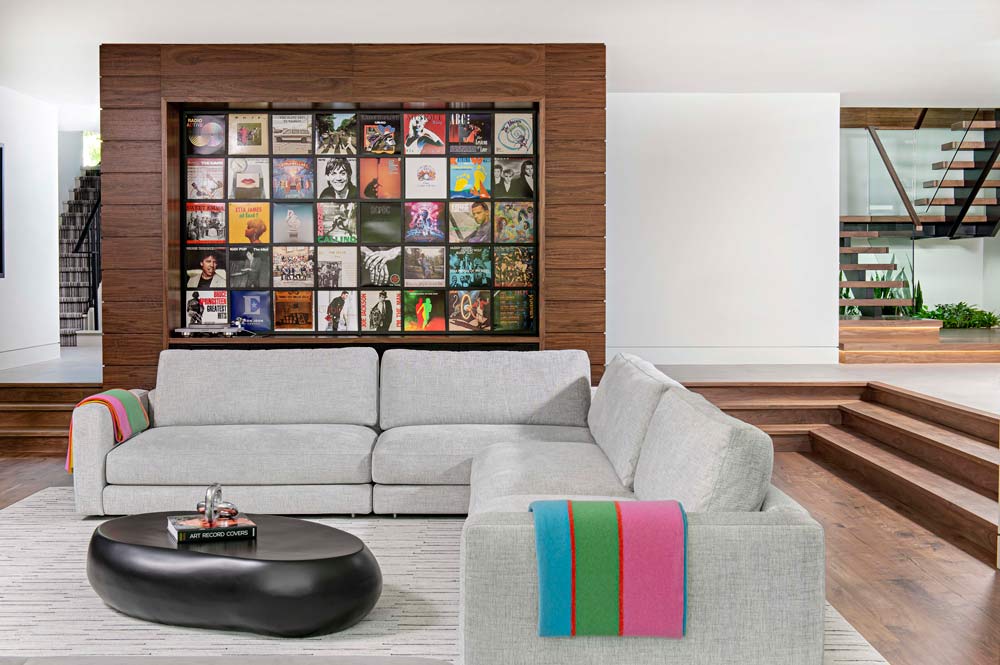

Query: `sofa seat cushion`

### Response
(373, 424, 594, 485)
(105, 424, 376, 485)
(469, 441, 631, 513)
(633, 388, 773, 512)
(472, 493, 636, 515)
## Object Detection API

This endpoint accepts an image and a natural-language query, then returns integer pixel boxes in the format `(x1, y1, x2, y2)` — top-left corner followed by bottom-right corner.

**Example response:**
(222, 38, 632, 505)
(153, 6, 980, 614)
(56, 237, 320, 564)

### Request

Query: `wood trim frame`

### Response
(99, 44, 606, 388)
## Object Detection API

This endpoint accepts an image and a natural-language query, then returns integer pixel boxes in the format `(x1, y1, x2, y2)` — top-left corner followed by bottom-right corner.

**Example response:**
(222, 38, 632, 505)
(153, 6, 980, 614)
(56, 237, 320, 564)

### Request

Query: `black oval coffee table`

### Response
(87, 512, 382, 637)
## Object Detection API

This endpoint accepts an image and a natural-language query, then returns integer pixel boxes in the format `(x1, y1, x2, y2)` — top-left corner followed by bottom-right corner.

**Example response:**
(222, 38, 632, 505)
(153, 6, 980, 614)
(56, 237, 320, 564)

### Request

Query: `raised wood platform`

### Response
(839, 319, 1000, 363)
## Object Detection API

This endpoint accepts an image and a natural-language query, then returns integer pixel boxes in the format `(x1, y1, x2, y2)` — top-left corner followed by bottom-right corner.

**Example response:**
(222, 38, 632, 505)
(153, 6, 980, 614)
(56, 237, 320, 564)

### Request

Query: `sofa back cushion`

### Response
(588, 353, 682, 488)
(633, 388, 773, 512)
(152, 348, 379, 427)
(379, 350, 591, 429)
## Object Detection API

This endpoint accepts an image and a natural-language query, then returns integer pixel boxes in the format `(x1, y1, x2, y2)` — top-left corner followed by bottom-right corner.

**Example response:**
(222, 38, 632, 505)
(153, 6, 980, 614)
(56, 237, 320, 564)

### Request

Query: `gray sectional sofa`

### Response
(72, 348, 824, 664)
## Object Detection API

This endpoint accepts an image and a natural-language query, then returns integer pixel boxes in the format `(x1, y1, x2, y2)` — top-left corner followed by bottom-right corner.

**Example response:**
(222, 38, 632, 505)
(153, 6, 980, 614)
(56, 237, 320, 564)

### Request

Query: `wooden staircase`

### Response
(0, 384, 98, 455)
(689, 381, 1000, 566)
(58, 167, 101, 347)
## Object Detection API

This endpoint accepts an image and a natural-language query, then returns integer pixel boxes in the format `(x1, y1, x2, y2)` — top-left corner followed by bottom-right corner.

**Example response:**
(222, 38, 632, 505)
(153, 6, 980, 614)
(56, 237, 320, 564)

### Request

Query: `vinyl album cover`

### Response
(317, 157, 359, 200)
(448, 201, 491, 243)
(360, 289, 401, 332)
(404, 246, 446, 287)
(228, 202, 270, 244)
(272, 114, 313, 154)
(360, 113, 399, 155)
(404, 157, 447, 199)
(360, 202, 402, 243)
(228, 158, 270, 200)
(272, 158, 315, 199)
(186, 115, 226, 155)
(449, 157, 491, 199)
(185, 202, 226, 244)
(360, 245, 402, 287)
(360, 157, 402, 199)
(274, 290, 314, 331)
(448, 290, 491, 332)
(317, 289, 359, 332)
(494, 202, 535, 243)
(184, 290, 228, 326)
(403, 113, 446, 154)
(272, 203, 315, 243)
(493, 289, 536, 332)
(405, 202, 446, 242)
(448, 113, 491, 155)
(403, 290, 446, 331)
(494, 246, 535, 287)
(317, 246, 358, 288)
(230, 290, 272, 332)
(494, 112, 534, 154)
(316, 113, 358, 155)
(448, 246, 491, 288)
(229, 246, 271, 288)
(493, 158, 534, 199)
(185, 247, 227, 289)
(186, 158, 224, 200)
(228, 113, 269, 155)
(317, 202, 358, 243)
(272, 246, 314, 288)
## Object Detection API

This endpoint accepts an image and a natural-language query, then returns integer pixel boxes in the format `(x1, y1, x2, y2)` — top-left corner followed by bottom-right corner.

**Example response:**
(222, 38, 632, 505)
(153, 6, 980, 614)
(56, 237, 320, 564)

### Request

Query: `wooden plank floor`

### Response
(0, 453, 997, 664)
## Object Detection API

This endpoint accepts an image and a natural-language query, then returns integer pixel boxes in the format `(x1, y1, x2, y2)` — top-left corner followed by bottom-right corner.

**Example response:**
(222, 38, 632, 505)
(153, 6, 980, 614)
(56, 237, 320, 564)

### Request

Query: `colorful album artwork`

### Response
(228, 158, 270, 199)
(448, 201, 491, 243)
(274, 290, 314, 331)
(449, 157, 491, 199)
(448, 246, 491, 288)
(186, 158, 224, 200)
(317, 157, 359, 199)
(403, 290, 446, 331)
(359, 157, 402, 199)
(228, 202, 270, 244)
(493, 158, 534, 199)
(404, 246, 446, 288)
(184, 247, 227, 289)
(360, 245, 402, 287)
(360, 289, 401, 332)
(493, 202, 535, 243)
(185, 202, 226, 244)
(228, 113, 269, 155)
(493, 289, 535, 332)
(448, 290, 491, 332)
(405, 202, 446, 242)
(403, 113, 446, 155)
(272, 203, 315, 243)
(360, 202, 402, 244)
(360, 113, 399, 155)
(317, 246, 358, 288)
(272, 246, 314, 288)
(185, 290, 228, 326)
(494, 246, 535, 288)
(317, 290, 359, 332)
(230, 290, 272, 332)
(316, 113, 358, 155)
(405, 157, 447, 199)
(272, 158, 315, 199)
(186, 115, 226, 155)
(448, 113, 491, 155)
(272, 114, 313, 155)
(317, 202, 358, 243)
(494, 112, 534, 154)
(228, 246, 271, 289)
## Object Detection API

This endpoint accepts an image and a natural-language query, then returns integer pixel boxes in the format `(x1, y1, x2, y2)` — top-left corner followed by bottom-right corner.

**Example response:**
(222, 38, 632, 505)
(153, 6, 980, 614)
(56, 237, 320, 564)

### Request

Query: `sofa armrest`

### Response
(71, 403, 117, 516)
(130, 388, 152, 425)
(460, 510, 825, 665)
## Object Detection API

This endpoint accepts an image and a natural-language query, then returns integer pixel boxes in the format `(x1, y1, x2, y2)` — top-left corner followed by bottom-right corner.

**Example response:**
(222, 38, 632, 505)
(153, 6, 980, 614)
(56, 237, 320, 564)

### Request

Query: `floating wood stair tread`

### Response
(840, 214, 987, 224)
(839, 246, 889, 254)
(922, 179, 1000, 188)
(951, 120, 999, 130)
(839, 281, 908, 288)
(810, 425, 998, 530)
(932, 160, 1000, 170)
(840, 298, 913, 306)
(840, 231, 880, 238)
(917, 215, 988, 224)
(941, 141, 993, 151)
(840, 264, 897, 271)
(914, 197, 997, 206)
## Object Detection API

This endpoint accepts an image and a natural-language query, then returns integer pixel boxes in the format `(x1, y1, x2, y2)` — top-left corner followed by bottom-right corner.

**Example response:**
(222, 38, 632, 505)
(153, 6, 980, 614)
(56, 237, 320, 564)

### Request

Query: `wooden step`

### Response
(951, 120, 999, 131)
(0, 427, 68, 455)
(865, 382, 999, 445)
(839, 246, 889, 254)
(0, 404, 74, 428)
(686, 382, 868, 403)
(914, 197, 997, 206)
(810, 425, 998, 560)
(840, 342, 1000, 352)
(840, 263, 898, 271)
(840, 214, 988, 224)
(713, 399, 844, 427)
(839, 281, 907, 289)
(0, 384, 98, 402)
(760, 424, 817, 453)
(932, 160, 1000, 170)
(840, 347, 1000, 363)
(941, 141, 993, 151)
(918, 215, 988, 224)
(840, 298, 913, 307)
(922, 179, 1000, 188)
(839, 401, 999, 495)
(840, 231, 881, 238)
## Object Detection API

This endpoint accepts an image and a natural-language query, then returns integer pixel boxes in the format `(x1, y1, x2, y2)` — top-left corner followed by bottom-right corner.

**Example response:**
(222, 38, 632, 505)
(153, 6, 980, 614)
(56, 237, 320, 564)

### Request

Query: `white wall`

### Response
(0, 86, 61, 369)
(58, 131, 83, 205)
(607, 93, 840, 364)
(984, 236, 1000, 314)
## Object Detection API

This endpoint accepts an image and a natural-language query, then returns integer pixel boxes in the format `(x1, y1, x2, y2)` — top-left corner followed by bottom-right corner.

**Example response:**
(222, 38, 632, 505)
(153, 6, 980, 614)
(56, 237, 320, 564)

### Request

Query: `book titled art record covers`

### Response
(167, 514, 257, 543)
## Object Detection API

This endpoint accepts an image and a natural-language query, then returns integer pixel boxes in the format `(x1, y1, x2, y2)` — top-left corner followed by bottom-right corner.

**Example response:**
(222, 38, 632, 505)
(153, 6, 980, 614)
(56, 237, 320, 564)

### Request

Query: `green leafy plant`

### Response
(839, 271, 860, 317)
(909, 281, 923, 317)
(919, 302, 999, 329)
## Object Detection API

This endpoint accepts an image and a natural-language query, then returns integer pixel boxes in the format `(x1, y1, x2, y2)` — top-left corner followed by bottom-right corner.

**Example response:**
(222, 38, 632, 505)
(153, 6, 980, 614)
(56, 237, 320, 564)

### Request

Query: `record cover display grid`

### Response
(180, 109, 538, 336)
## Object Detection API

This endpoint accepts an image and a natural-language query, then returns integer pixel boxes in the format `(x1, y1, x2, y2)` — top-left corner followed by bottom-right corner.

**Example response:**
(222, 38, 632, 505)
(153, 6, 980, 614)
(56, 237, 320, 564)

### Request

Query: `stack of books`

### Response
(166, 514, 257, 543)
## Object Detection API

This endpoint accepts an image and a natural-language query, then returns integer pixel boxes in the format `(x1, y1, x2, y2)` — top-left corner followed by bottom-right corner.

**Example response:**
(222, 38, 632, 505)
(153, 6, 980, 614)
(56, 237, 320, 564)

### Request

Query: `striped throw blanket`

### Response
(529, 499, 687, 638)
(66, 389, 149, 472)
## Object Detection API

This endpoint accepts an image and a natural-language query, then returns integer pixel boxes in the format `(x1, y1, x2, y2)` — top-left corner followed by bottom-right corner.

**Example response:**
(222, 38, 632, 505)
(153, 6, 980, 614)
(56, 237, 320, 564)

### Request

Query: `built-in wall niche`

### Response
(178, 105, 538, 338)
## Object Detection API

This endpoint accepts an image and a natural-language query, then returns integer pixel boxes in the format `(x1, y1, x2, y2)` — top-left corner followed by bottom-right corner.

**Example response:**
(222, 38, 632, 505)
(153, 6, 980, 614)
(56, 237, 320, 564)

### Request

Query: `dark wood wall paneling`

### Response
(99, 43, 606, 387)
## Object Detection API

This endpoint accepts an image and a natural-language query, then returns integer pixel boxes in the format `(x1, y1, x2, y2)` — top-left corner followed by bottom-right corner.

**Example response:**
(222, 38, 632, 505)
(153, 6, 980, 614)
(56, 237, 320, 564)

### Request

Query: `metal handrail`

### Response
(945, 124, 1000, 238)
(72, 190, 101, 330)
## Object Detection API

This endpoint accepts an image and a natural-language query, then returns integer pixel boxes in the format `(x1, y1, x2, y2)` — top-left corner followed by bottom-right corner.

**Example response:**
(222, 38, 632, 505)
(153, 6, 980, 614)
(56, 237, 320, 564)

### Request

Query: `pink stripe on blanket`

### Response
(618, 501, 686, 637)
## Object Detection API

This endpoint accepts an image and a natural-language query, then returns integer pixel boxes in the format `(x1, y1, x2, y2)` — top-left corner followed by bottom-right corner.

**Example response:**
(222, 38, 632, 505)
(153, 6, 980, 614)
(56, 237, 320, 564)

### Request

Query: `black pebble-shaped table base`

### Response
(87, 512, 382, 637)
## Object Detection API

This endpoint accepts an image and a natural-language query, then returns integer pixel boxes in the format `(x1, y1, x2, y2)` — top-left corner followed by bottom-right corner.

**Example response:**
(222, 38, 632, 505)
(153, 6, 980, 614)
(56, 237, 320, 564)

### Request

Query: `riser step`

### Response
(0, 407, 73, 428)
(0, 428, 70, 455)
(0, 386, 99, 402)
(840, 349, 1000, 363)
(760, 424, 815, 453)
(718, 404, 842, 426)
(685, 383, 868, 403)
(864, 382, 999, 445)
(840, 246, 890, 254)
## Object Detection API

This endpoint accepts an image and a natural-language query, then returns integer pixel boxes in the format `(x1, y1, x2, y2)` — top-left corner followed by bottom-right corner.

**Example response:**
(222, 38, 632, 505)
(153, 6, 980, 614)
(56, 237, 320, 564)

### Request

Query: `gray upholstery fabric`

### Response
(372, 424, 594, 485)
(106, 424, 376, 485)
(460, 509, 825, 665)
(152, 348, 379, 427)
(588, 353, 684, 489)
(0, 659, 445, 664)
(102, 484, 372, 515)
(633, 388, 774, 512)
(472, 493, 635, 515)
(372, 484, 471, 515)
(468, 441, 631, 513)
(379, 350, 591, 429)
(71, 403, 116, 515)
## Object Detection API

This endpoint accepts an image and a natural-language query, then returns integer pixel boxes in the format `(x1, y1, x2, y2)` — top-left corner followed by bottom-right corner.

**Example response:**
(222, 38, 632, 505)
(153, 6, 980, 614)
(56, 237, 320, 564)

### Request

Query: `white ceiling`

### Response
(3, 0, 1000, 129)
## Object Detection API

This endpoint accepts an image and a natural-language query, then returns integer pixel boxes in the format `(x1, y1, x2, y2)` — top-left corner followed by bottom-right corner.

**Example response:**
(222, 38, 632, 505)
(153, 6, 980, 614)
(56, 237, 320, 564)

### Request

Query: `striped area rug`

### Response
(0, 488, 887, 664)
